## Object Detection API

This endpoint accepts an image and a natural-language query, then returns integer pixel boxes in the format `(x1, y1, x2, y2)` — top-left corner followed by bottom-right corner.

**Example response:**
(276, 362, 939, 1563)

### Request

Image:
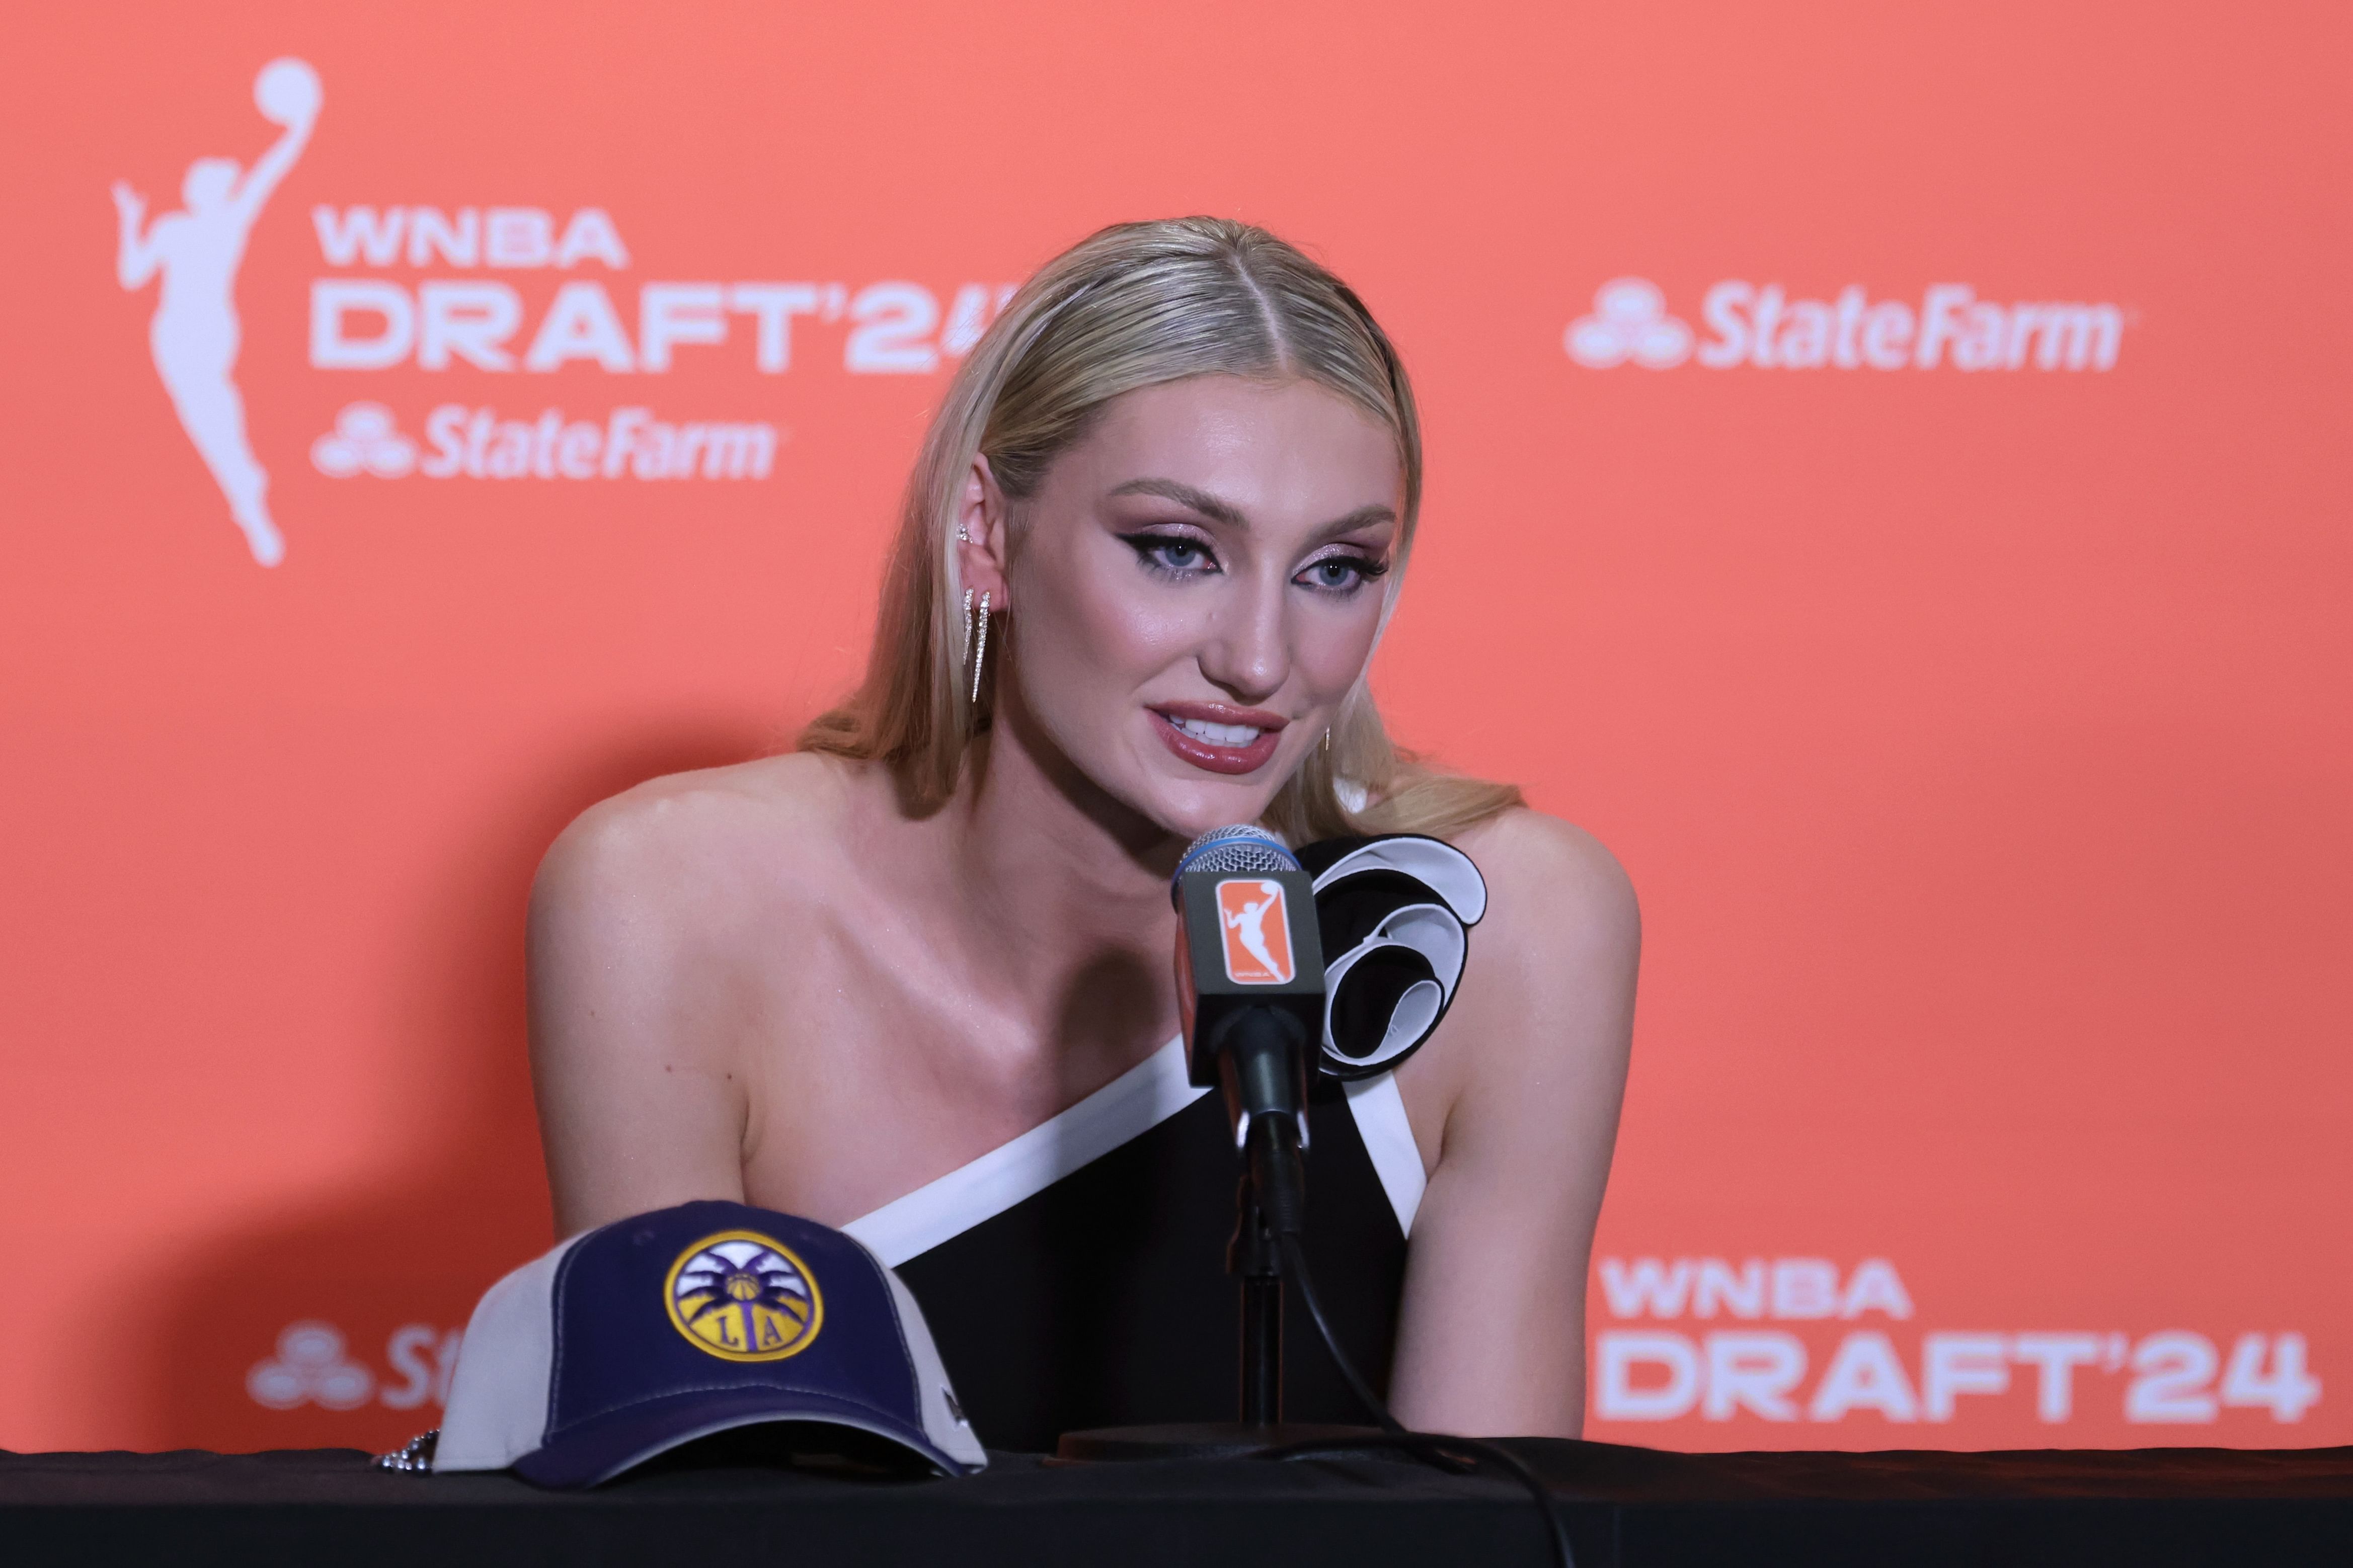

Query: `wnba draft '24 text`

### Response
(1592, 1256, 2318, 1428)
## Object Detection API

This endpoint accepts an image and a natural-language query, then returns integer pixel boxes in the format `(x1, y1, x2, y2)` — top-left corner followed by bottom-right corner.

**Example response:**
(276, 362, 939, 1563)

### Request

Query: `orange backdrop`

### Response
(4, 0, 2346, 1454)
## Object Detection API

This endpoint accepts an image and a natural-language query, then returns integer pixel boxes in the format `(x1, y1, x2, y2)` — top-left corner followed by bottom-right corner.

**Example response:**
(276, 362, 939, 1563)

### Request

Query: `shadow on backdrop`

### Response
(146, 722, 773, 1453)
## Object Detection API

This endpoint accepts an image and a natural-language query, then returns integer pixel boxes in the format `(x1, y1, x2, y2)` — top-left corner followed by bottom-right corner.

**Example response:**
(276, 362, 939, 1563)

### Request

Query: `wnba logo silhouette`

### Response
(112, 57, 320, 567)
(1216, 879, 1296, 985)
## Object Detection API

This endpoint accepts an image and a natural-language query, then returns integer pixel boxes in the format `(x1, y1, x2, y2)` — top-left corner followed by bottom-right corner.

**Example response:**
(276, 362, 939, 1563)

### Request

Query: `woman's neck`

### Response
(943, 710, 1182, 1029)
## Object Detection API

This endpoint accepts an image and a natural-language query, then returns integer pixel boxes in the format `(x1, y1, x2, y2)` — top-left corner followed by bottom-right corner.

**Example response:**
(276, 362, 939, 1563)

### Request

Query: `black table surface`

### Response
(5, 1441, 2351, 1566)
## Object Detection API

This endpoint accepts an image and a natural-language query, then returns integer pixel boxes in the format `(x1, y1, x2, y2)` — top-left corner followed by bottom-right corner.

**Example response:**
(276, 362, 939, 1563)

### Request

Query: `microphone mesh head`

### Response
(1171, 825, 1299, 904)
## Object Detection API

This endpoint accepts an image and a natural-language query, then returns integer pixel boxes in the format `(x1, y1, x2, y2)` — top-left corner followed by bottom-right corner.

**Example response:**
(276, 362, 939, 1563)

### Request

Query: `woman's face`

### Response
(985, 374, 1403, 842)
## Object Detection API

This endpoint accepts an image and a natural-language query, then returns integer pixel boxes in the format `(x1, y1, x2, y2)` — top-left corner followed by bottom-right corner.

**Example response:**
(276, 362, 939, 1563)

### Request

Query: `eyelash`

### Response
(1117, 531, 1390, 596)
(1123, 532, 1218, 579)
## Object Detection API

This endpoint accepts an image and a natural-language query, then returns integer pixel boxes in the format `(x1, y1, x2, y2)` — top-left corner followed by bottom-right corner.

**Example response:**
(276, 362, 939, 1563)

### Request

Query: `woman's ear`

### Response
(954, 456, 1012, 607)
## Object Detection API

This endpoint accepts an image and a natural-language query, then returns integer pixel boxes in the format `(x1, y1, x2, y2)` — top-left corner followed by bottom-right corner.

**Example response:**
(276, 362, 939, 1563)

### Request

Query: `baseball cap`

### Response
(432, 1199, 987, 1485)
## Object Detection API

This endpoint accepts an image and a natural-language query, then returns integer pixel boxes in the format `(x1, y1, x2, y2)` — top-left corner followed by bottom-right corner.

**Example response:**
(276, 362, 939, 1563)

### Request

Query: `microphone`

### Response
(1170, 826, 1326, 1429)
(1169, 826, 1326, 1172)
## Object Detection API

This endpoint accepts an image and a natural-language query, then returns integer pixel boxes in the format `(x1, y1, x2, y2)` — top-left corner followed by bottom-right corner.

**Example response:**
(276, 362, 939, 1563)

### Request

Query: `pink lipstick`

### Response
(1149, 701, 1288, 776)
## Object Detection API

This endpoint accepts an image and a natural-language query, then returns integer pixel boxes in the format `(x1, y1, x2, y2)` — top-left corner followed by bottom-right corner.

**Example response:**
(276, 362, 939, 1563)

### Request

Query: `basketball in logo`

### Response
(1215, 877, 1295, 984)
(663, 1230, 825, 1361)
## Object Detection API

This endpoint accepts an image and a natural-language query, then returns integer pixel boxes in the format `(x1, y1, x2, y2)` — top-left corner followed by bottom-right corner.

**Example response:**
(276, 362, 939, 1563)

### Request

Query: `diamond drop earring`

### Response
(969, 591, 991, 705)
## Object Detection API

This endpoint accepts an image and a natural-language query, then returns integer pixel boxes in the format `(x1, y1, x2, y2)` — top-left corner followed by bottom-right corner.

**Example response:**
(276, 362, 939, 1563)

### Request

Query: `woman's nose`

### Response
(1197, 573, 1290, 701)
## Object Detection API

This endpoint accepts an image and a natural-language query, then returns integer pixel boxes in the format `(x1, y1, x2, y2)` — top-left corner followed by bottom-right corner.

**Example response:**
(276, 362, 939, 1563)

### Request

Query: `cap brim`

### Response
(511, 1384, 974, 1488)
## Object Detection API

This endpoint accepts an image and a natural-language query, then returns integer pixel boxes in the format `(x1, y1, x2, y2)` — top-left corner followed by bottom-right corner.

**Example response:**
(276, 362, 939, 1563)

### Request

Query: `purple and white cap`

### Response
(431, 1199, 986, 1486)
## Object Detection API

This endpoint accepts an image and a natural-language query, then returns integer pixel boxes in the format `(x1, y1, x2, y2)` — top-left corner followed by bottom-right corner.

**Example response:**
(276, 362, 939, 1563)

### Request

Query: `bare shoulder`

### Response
(1449, 807, 1640, 970)
(529, 752, 882, 1233)
(526, 750, 883, 1080)
(1398, 805, 1640, 1140)
(533, 751, 861, 926)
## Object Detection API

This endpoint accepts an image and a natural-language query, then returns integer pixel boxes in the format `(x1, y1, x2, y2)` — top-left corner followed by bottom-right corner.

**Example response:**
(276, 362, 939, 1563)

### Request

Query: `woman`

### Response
(529, 218, 1637, 1448)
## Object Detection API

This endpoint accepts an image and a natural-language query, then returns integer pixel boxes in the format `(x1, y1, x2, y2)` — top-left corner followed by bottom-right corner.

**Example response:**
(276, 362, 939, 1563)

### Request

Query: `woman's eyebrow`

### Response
(1108, 477, 1248, 527)
(1108, 479, 1397, 538)
(1318, 503, 1398, 537)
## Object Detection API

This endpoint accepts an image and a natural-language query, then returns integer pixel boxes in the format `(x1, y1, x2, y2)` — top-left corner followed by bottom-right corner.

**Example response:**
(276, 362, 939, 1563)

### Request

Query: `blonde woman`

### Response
(528, 219, 1638, 1450)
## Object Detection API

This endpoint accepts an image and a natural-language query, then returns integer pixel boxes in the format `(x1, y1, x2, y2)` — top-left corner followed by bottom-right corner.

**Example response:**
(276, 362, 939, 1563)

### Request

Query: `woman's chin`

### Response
(1130, 771, 1284, 843)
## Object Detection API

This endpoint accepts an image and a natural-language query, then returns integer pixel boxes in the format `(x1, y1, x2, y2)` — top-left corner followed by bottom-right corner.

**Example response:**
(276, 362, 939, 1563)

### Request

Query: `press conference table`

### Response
(5, 1441, 2350, 1566)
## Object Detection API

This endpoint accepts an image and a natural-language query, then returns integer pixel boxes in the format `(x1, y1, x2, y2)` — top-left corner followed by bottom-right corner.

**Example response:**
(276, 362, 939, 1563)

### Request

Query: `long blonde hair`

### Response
(800, 217, 1521, 843)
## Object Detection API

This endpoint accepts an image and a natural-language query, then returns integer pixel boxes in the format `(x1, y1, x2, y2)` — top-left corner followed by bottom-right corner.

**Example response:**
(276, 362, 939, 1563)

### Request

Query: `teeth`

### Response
(1173, 716, 1263, 747)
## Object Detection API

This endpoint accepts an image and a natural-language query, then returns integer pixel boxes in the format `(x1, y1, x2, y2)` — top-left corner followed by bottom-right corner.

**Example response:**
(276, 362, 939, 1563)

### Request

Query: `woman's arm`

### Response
(1386, 810, 1639, 1436)
(528, 792, 753, 1238)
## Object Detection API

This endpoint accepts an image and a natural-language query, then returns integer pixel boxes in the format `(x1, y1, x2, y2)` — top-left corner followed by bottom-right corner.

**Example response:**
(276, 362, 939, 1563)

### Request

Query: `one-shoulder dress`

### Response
(843, 1039, 1423, 1454)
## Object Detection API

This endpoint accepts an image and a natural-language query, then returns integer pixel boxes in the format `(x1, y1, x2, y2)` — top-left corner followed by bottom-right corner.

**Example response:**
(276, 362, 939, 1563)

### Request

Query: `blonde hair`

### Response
(800, 217, 1521, 843)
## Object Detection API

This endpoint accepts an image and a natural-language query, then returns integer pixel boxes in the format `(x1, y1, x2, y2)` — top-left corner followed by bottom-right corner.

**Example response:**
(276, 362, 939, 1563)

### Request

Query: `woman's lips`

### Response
(1150, 707, 1286, 776)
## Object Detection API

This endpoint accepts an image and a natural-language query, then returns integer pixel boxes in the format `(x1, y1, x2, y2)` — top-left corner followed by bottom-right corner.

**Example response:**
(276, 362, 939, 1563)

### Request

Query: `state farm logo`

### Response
(1565, 279, 1694, 369)
(1566, 277, 2127, 373)
(310, 403, 414, 476)
(247, 1319, 462, 1413)
(247, 1322, 373, 1410)
(312, 401, 775, 482)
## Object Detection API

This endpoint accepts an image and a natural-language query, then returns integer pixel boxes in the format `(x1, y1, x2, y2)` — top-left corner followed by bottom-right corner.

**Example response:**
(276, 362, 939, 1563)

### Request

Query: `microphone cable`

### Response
(1268, 1233, 1576, 1568)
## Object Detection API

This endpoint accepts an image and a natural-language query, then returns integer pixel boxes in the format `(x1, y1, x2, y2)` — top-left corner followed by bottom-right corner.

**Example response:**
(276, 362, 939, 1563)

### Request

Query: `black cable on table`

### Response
(1269, 1233, 1575, 1568)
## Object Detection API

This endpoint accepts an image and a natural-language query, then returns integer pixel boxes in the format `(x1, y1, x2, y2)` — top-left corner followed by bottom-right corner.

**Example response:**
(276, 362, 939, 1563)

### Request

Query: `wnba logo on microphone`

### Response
(1216, 879, 1295, 985)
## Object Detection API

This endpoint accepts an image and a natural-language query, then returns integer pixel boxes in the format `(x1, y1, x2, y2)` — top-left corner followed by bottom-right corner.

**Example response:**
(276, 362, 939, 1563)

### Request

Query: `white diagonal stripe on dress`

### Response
(843, 1034, 1209, 1266)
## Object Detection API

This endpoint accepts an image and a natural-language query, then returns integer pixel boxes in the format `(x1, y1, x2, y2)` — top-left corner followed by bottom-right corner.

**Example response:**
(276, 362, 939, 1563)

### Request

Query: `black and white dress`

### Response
(844, 1043, 1426, 1454)
(842, 834, 1485, 1454)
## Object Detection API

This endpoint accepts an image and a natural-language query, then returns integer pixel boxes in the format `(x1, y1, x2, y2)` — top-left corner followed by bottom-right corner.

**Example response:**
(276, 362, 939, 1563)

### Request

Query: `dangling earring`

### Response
(1321, 728, 1332, 755)
(969, 591, 992, 704)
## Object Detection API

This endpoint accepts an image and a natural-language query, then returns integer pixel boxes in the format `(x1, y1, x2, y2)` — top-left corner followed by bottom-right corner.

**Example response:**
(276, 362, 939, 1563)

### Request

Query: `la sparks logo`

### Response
(1216, 878, 1295, 985)
(664, 1231, 824, 1361)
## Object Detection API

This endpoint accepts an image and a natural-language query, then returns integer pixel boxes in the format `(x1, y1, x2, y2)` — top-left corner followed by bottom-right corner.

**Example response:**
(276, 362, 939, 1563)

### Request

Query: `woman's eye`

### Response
(1297, 555, 1386, 592)
(1123, 533, 1218, 576)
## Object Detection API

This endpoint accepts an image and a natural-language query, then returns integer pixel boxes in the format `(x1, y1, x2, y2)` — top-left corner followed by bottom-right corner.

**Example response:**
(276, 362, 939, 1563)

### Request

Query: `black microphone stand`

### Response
(1227, 1005, 1308, 1430)
(1233, 1114, 1289, 1426)
(1058, 1012, 1373, 1461)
